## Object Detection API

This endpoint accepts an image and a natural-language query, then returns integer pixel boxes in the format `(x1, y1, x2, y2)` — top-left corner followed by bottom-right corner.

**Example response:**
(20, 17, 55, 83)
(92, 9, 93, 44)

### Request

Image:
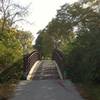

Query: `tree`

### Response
(16, 30, 34, 55)
(35, 30, 53, 58)
(0, 0, 29, 31)
(35, 3, 75, 57)
(0, 0, 33, 82)
(35, 1, 100, 83)
(0, 29, 23, 71)
(62, 1, 100, 82)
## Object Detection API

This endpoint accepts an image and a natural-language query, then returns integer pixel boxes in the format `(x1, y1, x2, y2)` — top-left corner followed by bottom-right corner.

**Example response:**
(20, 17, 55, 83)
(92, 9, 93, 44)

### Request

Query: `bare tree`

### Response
(0, 0, 29, 31)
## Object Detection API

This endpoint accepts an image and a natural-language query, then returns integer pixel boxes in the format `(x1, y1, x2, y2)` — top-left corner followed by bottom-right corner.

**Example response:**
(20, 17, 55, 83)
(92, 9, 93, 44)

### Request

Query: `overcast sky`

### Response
(16, 0, 78, 35)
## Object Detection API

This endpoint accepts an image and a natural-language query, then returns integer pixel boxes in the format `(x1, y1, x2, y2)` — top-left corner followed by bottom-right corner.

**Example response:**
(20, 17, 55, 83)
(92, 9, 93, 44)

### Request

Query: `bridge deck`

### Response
(33, 60, 60, 80)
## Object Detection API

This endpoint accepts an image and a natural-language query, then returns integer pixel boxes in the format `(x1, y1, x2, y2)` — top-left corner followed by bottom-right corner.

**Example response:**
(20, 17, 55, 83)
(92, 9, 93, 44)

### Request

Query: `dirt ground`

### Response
(0, 83, 17, 100)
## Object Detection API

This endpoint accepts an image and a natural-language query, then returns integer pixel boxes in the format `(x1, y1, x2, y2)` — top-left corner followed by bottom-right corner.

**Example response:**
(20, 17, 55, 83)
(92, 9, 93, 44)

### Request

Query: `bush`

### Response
(0, 58, 23, 84)
(65, 30, 100, 83)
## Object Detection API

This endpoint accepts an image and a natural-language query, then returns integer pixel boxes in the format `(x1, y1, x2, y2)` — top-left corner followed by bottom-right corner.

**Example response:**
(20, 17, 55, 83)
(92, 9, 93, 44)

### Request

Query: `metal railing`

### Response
(52, 49, 66, 79)
(23, 50, 41, 78)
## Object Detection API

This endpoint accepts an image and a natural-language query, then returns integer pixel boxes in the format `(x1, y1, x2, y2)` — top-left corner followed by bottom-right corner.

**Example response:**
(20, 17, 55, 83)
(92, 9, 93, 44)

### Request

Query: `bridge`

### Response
(11, 49, 84, 100)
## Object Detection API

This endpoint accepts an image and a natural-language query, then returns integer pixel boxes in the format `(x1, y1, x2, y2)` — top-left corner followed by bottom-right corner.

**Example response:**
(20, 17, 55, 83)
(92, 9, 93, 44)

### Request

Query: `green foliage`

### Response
(0, 30, 22, 69)
(35, 4, 75, 57)
(62, 1, 100, 82)
(0, 58, 23, 83)
(35, 30, 53, 58)
(35, 0, 100, 83)
(0, 0, 33, 83)
(0, 27, 33, 83)
(16, 30, 34, 55)
(67, 29, 100, 82)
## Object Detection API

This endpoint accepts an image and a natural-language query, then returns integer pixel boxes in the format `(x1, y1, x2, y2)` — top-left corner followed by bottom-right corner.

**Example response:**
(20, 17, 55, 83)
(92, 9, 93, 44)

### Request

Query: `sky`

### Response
(16, 0, 78, 37)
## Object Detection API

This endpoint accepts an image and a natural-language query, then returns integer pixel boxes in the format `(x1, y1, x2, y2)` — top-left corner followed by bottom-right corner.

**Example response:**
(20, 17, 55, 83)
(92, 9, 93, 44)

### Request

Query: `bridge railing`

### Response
(23, 50, 41, 78)
(52, 49, 66, 79)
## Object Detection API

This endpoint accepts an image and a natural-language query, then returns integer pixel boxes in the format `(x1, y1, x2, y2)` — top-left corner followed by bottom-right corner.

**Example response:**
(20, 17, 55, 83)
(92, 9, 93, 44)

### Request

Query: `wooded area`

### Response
(0, 0, 100, 99)
(0, 0, 34, 83)
(35, 0, 100, 83)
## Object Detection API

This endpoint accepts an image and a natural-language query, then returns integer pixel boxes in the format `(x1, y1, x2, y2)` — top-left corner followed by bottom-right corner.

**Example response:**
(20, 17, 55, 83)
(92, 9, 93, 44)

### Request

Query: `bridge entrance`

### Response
(11, 50, 84, 100)
(23, 49, 66, 80)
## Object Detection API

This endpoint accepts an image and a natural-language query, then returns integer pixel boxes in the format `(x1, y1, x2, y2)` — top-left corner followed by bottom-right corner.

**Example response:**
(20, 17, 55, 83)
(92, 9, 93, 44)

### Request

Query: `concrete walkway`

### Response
(11, 60, 85, 100)
(11, 80, 84, 100)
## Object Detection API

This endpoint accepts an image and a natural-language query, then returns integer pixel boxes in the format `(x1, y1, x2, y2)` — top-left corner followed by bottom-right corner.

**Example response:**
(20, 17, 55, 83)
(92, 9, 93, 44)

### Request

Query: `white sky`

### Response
(16, 0, 78, 36)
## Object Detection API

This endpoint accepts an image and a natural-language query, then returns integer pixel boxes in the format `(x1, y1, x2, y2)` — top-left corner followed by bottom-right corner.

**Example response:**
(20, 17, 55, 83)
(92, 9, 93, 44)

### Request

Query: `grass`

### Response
(76, 83, 100, 100)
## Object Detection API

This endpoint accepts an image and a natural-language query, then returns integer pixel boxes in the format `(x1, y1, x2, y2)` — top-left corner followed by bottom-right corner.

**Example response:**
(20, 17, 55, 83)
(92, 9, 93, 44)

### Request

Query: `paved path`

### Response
(11, 60, 85, 100)
(11, 80, 84, 100)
